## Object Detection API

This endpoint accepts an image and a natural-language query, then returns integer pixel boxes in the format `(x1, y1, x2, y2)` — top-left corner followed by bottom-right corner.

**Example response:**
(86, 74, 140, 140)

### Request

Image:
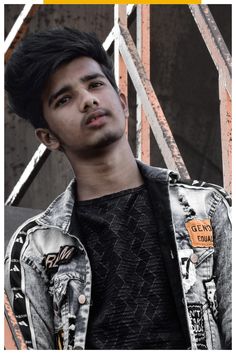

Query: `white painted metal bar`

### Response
(127, 4, 135, 16)
(114, 5, 121, 86)
(4, 4, 33, 54)
(102, 26, 115, 51)
(136, 5, 142, 160)
(5, 144, 49, 206)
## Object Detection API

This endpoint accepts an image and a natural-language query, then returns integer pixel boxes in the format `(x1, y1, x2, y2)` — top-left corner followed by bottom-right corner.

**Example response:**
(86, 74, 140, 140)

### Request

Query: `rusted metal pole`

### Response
(4, 291, 27, 350)
(114, 5, 128, 135)
(218, 85, 232, 194)
(118, 25, 190, 179)
(189, 5, 231, 193)
(5, 4, 40, 63)
(136, 5, 150, 164)
(189, 5, 231, 89)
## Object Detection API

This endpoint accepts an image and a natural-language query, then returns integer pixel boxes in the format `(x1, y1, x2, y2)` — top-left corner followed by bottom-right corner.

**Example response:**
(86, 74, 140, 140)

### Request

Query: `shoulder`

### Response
(169, 177, 231, 228)
(5, 211, 42, 259)
(137, 160, 231, 208)
(170, 177, 231, 207)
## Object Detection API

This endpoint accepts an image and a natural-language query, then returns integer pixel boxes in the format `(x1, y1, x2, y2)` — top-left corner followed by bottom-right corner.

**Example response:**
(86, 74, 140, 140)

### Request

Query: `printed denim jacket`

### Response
(4, 161, 231, 349)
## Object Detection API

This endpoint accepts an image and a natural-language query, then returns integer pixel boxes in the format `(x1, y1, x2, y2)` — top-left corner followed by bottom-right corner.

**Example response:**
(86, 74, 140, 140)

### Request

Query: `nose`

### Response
(79, 89, 99, 112)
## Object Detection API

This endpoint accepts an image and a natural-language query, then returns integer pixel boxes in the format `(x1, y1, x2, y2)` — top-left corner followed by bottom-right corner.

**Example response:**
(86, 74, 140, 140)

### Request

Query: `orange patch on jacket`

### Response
(185, 219, 213, 248)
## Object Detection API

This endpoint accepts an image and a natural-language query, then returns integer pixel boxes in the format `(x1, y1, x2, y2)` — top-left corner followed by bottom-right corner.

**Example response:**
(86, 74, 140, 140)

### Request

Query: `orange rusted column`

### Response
(136, 5, 150, 164)
(114, 5, 128, 135)
(219, 84, 232, 194)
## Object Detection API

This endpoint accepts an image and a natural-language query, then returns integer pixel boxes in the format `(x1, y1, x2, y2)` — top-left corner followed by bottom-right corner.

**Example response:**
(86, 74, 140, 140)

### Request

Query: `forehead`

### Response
(44, 56, 105, 93)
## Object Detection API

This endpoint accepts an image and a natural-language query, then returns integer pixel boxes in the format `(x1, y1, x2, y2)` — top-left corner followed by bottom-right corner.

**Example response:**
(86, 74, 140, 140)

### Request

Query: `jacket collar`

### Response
(38, 178, 77, 231)
(37, 160, 178, 232)
(136, 160, 179, 183)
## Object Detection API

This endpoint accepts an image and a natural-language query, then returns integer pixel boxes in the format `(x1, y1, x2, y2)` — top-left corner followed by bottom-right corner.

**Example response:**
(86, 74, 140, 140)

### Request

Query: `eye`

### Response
(89, 81, 104, 89)
(55, 95, 71, 108)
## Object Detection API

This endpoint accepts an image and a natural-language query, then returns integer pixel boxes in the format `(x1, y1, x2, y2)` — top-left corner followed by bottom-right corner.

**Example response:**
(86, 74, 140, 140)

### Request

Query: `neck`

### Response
(68, 137, 144, 201)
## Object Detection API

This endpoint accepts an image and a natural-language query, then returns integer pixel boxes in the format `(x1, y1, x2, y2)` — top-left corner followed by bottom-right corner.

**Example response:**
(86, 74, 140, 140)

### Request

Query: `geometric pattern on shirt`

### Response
(77, 186, 186, 349)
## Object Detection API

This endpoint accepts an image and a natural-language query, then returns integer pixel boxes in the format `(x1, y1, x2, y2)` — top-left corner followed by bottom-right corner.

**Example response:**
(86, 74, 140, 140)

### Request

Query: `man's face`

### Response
(41, 56, 128, 158)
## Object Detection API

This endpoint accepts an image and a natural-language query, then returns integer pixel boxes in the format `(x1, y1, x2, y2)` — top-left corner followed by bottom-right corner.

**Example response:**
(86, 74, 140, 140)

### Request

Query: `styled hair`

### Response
(5, 27, 118, 128)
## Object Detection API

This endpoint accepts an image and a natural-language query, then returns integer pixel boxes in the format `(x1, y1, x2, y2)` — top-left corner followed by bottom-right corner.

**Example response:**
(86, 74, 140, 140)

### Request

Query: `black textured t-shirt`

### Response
(76, 185, 186, 349)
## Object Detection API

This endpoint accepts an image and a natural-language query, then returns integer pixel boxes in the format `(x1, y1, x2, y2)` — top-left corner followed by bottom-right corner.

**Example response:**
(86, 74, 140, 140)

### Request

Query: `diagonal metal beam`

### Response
(117, 24, 190, 179)
(189, 5, 231, 96)
(189, 5, 232, 193)
(5, 145, 50, 206)
(5, 4, 40, 63)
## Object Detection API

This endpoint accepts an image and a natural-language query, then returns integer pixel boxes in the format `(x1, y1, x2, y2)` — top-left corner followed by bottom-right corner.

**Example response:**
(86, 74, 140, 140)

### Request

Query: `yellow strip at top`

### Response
(43, 0, 202, 4)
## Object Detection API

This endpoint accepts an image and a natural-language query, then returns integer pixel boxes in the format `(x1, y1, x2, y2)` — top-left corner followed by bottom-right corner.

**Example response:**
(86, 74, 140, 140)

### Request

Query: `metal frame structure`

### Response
(4, 3, 232, 349)
(189, 4, 232, 195)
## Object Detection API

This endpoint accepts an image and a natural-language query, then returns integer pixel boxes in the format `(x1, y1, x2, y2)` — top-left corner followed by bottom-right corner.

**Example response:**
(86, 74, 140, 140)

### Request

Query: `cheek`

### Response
(111, 96, 126, 115)
(46, 107, 79, 129)
(118, 102, 128, 119)
(42, 107, 58, 130)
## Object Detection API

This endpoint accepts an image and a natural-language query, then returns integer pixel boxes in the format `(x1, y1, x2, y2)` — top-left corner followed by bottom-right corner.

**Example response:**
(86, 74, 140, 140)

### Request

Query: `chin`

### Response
(93, 131, 124, 149)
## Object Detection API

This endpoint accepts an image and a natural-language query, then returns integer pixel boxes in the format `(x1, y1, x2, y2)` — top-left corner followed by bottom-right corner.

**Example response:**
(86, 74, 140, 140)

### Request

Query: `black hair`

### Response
(5, 27, 118, 128)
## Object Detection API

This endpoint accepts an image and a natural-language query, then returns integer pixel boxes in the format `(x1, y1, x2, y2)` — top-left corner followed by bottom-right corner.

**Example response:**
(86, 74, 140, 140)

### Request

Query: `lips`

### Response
(85, 109, 108, 126)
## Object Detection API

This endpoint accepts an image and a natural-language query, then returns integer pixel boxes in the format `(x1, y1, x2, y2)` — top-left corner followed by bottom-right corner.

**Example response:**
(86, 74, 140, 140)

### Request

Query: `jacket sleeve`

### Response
(4, 233, 56, 349)
(212, 195, 232, 349)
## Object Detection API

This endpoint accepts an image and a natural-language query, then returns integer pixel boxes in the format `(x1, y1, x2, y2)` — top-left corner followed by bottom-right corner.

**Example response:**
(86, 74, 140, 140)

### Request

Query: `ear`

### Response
(119, 92, 129, 119)
(35, 128, 60, 151)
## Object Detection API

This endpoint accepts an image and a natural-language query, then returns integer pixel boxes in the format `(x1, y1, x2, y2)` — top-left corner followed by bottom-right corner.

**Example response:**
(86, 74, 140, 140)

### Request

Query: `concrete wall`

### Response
(5, 5, 231, 209)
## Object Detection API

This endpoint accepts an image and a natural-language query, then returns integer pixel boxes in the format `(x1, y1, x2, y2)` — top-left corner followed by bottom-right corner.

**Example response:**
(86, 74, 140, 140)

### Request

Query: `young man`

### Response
(5, 28, 231, 350)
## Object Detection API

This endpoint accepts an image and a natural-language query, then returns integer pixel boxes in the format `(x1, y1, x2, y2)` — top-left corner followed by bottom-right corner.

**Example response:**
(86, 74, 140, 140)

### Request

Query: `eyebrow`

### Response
(48, 72, 106, 107)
